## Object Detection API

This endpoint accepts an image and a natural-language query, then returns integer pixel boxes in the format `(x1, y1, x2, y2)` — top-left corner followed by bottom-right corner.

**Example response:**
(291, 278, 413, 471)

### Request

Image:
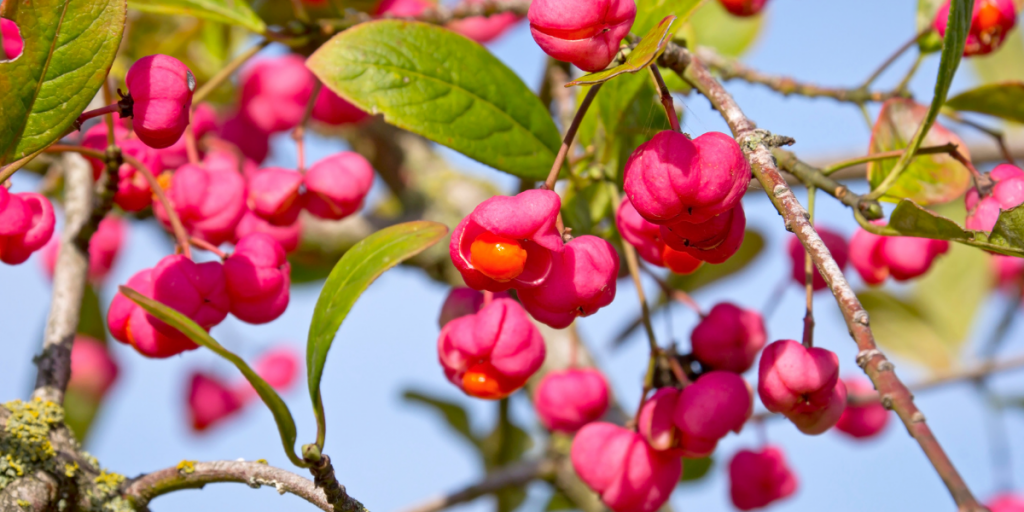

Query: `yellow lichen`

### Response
(176, 460, 196, 474)
(0, 399, 64, 491)
(64, 461, 79, 478)
(256, 459, 268, 465)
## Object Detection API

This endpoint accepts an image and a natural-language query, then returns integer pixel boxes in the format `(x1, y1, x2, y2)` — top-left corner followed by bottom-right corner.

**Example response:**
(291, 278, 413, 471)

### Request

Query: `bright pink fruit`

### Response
(235, 347, 301, 402)
(450, 189, 563, 292)
(240, 56, 314, 133)
(68, 336, 119, 402)
(158, 103, 219, 170)
(303, 152, 375, 221)
(534, 369, 610, 432)
(637, 388, 683, 454)
(43, 215, 126, 282)
(188, 372, 243, 431)
(0, 189, 30, 236)
(313, 88, 369, 125)
(438, 287, 485, 327)
(203, 148, 259, 180)
(625, 131, 750, 225)
(437, 298, 546, 400)
(758, 339, 846, 435)
(517, 235, 619, 329)
(719, 0, 768, 17)
(993, 254, 1024, 290)
(691, 303, 766, 373)
(673, 372, 752, 455)
(1, 18, 23, 60)
(151, 254, 231, 335)
(247, 168, 304, 226)
(528, 0, 637, 72)
(616, 196, 665, 266)
(448, 0, 521, 43)
(935, 0, 1017, 57)
(571, 422, 682, 512)
(235, 208, 302, 253)
(835, 377, 889, 440)
(108, 268, 198, 358)
(788, 226, 848, 291)
(126, 55, 195, 149)
(988, 494, 1024, 512)
(850, 225, 950, 285)
(81, 123, 163, 212)
(729, 446, 798, 511)
(220, 114, 270, 164)
(966, 164, 1024, 232)
(153, 161, 247, 245)
(224, 233, 291, 324)
(661, 203, 746, 264)
(0, 193, 55, 265)
(375, 0, 431, 16)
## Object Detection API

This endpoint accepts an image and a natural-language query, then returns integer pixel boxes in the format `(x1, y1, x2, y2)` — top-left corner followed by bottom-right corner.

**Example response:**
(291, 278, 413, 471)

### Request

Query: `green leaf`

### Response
(867, 99, 971, 205)
(989, 204, 1024, 249)
(561, 180, 616, 237)
(568, 16, 676, 87)
(684, 0, 763, 58)
(403, 390, 478, 448)
(307, 20, 562, 181)
(127, 0, 266, 33)
(680, 456, 713, 483)
(0, 0, 126, 165)
(119, 286, 306, 467)
(888, 199, 972, 240)
(633, 0, 702, 37)
(916, 0, 944, 53)
(306, 221, 448, 437)
(946, 81, 1024, 123)
(668, 230, 765, 292)
(545, 489, 575, 511)
(77, 284, 108, 342)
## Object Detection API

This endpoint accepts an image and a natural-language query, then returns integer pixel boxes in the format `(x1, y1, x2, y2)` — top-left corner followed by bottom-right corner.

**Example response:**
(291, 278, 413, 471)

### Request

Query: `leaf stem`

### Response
(648, 65, 680, 132)
(802, 186, 815, 348)
(193, 40, 271, 106)
(190, 237, 227, 259)
(293, 80, 322, 173)
(543, 83, 602, 191)
(819, 143, 960, 176)
(610, 188, 658, 355)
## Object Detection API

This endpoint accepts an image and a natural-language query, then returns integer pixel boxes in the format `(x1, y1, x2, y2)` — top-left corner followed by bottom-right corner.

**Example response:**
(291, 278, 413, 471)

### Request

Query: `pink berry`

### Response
(240, 56, 314, 133)
(528, 0, 637, 72)
(850, 224, 949, 284)
(375, 0, 431, 16)
(43, 215, 126, 282)
(108, 268, 199, 358)
(188, 372, 243, 431)
(517, 235, 619, 329)
(758, 339, 846, 435)
(153, 161, 247, 245)
(438, 287, 485, 327)
(728, 446, 798, 511)
(966, 164, 1024, 232)
(81, 123, 163, 212)
(637, 388, 684, 454)
(993, 254, 1024, 289)
(157, 103, 220, 170)
(235, 208, 302, 253)
(661, 203, 746, 264)
(204, 147, 260, 180)
(247, 168, 304, 226)
(68, 336, 119, 402)
(935, 0, 1017, 57)
(437, 298, 546, 400)
(0, 193, 55, 265)
(570, 422, 681, 512)
(235, 347, 301, 402)
(1, 18, 23, 60)
(534, 369, 610, 432)
(450, 189, 564, 292)
(224, 233, 291, 324)
(673, 372, 752, 454)
(690, 303, 767, 373)
(787, 226, 848, 291)
(447, 0, 521, 43)
(835, 377, 889, 440)
(718, 0, 768, 17)
(220, 114, 270, 164)
(849, 225, 888, 285)
(312, 88, 369, 126)
(616, 196, 666, 266)
(625, 131, 750, 225)
(151, 254, 231, 335)
(988, 494, 1024, 512)
(303, 152, 375, 221)
(126, 55, 195, 149)
(0, 190, 31, 236)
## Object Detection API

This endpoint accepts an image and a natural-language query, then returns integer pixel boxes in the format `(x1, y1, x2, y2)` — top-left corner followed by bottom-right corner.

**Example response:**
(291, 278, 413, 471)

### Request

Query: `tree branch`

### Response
(772, 148, 884, 220)
(660, 45, 985, 512)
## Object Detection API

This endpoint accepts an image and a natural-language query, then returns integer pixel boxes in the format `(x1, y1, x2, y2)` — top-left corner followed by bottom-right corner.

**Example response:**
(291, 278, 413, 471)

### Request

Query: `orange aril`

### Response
(462, 361, 518, 400)
(662, 246, 703, 275)
(470, 231, 528, 282)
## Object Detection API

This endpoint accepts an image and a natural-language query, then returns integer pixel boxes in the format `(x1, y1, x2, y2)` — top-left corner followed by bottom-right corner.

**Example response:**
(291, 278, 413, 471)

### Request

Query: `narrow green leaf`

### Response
(0, 0, 126, 165)
(568, 16, 676, 87)
(633, 0, 702, 36)
(946, 81, 1024, 123)
(306, 221, 448, 436)
(403, 390, 478, 448)
(119, 286, 307, 468)
(127, 0, 266, 33)
(307, 21, 561, 181)
(916, 0, 945, 53)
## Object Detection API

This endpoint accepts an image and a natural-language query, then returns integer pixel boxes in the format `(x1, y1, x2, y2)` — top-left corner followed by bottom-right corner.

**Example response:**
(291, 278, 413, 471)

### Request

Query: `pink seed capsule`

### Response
(787, 226, 848, 291)
(303, 152, 375, 221)
(534, 369, 610, 432)
(247, 168, 305, 226)
(239, 56, 315, 133)
(126, 55, 195, 149)
(690, 303, 766, 374)
(68, 335, 119, 403)
(224, 233, 291, 325)
(835, 377, 890, 440)
(313, 88, 369, 126)
(935, 0, 1017, 57)
(729, 446, 798, 511)
(718, 0, 768, 17)
(758, 339, 846, 435)
(447, 0, 521, 43)
(517, 235, 619, 329)
(108, 268, 199, 358)
(528, 0, 637, 72)
(187, 372, 243, 431)
(0, 193, 55, 265)
(1, 18, 23, 60)
(150, 254, 231, 335)
(966, 164, 1024, 232)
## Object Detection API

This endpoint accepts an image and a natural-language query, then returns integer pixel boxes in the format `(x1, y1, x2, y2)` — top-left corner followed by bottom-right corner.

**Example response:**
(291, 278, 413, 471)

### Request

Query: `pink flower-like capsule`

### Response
(438, 287, 485, 327)
(534, 368, 610, 432)
(615, 197, 704, 275)
(157, 103, 220, 170)
(188, 372, 243, 431)
(303, 152, 375, 221)
(224, 233, 291, 324)
(313, 88, 369, 126)
(517, 235, 619, 329)
(2, 18, 23, 60)
(0, 188, 31, 237)
(43, 215, 126, 283)
(661, 203, 746, 264)
(235, 208, 302, 253)
(375, 0, 431, 16)
(68, 336, 119, 403)
(528, 0, 637, 72)
(153, 161, 247, 245)
(437, 298, 546, 400)
(988, 494, 1024, 512)
(787, 226, 849, 291)
(835, 377, 889, 440)
(729, 446, 798, 511)
(967, 164, 1024, 232)
(126, 55, 195, 149)
(448, 0, 521, 43)
(240, 56, 314, 133)
(850, 226, 949, 285)
(108, 268, 199, 358)
(247, 168, 304, 226)
(935, 0, 1017, 57)
(570, 422, 682, 512)
(718, 0, 768, 17)
(151, 254, 231, 336)
(0, 193, 55, 265)
(81, 123, 162, 212)
(691, 303, 767, 374)
(758, 339, 847, 435)
(220, 114, 270, 164)
(450, 189, 563, 292)
(235, 347, 301, 402)
(625, 131, 750, 225)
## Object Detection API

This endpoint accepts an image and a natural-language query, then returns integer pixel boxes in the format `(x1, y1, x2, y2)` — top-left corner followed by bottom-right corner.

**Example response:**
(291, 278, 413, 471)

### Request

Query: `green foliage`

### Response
(307, 20, 562, 181)
(119, 287, 307, 468)
(127, 0, 266, 33)
(668, 230, 765, 292)
(0, 0, 126, 165)
(680, 456, 713, 483)
(881, 200, 1024, 257)
(633, 0, 702, 37)
(916, 0, 944, 53)
(684, 0, 763, 57)
(306, 221, 448, 444)
(561, 179, 617, 238)
(945, 82, 1024, 124)
(569, 16, 677, 87)
(403, 391, 476, 445)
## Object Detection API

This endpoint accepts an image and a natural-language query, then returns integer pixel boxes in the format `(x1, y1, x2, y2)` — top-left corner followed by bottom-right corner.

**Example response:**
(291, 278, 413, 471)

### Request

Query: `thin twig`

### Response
(944, 111, 1018, 167)
(639, 263, 704, 317)
(772, 148, 884, 220)
(819, 143, 960, 176)
(648, 65, 680, 132)
(543, 84, 602, 191)
(609, 187, 658, 354)
(294, 81, 323, 173)
(193, 40, 271, 105)
(802, 186, 815, 348)
(190, 237, 227, 258)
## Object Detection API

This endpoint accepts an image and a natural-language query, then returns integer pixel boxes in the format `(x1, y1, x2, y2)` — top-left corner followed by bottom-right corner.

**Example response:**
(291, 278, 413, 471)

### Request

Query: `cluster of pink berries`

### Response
(188, 347, 299, 431)
(935, 0, 1018, 56)
(377, 0, 521, 43)
(0, 187, 55, 265)
(851, 223, 949, 285)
